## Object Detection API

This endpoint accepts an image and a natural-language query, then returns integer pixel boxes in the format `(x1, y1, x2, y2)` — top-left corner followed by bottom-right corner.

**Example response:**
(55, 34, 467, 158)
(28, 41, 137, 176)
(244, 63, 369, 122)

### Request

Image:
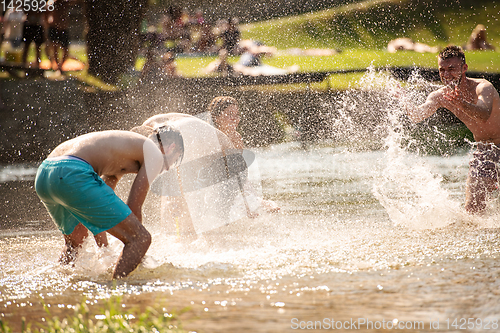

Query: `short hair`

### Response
(439, 45, 466, 64)
(155, 125, 184, 163)
(131, 124, 185, 164)
(208, 96, 238, 125)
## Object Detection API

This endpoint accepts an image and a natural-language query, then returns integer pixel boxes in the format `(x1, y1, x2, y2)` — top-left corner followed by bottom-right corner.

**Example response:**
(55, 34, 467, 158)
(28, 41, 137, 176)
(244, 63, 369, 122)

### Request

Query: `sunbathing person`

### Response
(464, 24, 495, 51)
(202, 48, 235, 76)
(233, 42, 299, 76)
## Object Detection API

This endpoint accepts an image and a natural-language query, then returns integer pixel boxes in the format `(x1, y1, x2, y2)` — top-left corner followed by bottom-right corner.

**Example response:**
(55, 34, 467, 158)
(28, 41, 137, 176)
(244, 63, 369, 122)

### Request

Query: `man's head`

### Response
(208, 96, 240, 129)
(153, 125, 184, 170)
(438, 45, 467, 87)
(131, 124, 184, 170)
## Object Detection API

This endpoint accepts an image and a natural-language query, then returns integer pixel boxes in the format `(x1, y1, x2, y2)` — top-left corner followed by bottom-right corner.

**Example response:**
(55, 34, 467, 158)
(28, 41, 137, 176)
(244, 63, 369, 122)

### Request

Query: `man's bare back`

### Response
(48, 130, 161, 181)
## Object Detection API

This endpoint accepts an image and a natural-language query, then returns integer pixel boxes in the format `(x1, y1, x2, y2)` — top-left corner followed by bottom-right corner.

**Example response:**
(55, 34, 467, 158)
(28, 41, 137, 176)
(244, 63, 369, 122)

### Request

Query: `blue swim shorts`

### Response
(35, 156, 132, 235)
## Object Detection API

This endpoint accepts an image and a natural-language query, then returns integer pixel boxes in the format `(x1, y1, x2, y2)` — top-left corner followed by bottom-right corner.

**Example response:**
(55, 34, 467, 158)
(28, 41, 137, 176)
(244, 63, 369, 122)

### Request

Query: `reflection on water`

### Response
(2, 142, 500, 331)
(1, 70, 500, 331)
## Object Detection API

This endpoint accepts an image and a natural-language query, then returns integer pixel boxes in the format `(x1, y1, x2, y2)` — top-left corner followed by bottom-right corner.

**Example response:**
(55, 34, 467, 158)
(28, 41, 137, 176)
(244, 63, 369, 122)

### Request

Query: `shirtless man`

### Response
(402, 45, 500, 213)
(144, 107, 280, 215)
(138, 113, 237, 240)
(35, 128, 184, 278)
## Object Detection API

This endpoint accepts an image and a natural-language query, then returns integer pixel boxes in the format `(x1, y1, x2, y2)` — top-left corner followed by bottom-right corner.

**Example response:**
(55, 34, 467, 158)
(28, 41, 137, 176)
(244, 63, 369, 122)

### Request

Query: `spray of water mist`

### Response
(329, 67, 467, 229)
(52, 68, 495, 281)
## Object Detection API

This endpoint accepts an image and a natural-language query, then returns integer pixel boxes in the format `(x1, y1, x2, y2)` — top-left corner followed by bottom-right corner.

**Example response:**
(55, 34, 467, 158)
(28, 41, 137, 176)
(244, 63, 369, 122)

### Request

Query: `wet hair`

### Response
(208, 96, 238, 125)
(439, 45, 466, 64)
(154, 125, 184, 165)
(130, 124, 184, 167)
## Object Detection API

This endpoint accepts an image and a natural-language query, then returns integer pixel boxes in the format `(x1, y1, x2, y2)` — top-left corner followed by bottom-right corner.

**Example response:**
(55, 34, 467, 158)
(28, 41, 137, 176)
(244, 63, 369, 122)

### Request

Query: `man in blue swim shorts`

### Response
(401, 45, 500, 213)
(35, 127, 184, 279)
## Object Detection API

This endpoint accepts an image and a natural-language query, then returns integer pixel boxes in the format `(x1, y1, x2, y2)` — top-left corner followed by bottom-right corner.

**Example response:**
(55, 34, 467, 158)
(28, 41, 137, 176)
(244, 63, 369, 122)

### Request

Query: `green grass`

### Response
(290, 49, 498, 72)
(136, 0, 500, 86)
(176, 49, 499, 74)
(239, 0, 500, 51)
(7, 0, 499, 92)
(12, 48, 499, 91)
(171, 49, 500, 91)
(0, 297, 187, 333)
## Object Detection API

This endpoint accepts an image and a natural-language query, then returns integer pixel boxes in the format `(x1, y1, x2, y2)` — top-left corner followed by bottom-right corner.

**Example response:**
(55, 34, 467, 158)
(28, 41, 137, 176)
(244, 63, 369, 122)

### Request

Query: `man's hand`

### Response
(441, 85, 465, 106)
(440, 82, 493, 122)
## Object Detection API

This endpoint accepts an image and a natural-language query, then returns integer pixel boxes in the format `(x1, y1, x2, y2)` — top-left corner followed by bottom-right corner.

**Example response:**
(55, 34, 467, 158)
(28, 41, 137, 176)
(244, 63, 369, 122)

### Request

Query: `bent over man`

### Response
(35, 128, 184, 278)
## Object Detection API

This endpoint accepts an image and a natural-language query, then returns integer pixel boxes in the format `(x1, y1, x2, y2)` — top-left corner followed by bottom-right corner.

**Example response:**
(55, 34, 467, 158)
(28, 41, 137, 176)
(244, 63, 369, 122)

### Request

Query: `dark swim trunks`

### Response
(469, 142, 500, 181)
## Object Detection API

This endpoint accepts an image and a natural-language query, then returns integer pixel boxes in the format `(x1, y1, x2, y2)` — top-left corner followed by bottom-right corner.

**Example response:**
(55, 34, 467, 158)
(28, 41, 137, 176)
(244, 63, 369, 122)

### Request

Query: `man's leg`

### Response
(465, 175, 496, 214)
(105, 213, 152, 279)
(94, 232, 108, 247)
(61, 45, 69, 69)
(61, 223, 89, 265)
(22, 41, 30, 66)
(46, 31, 55, 68)
(50, 42, 59, 69)
(35, 43, 42, 65)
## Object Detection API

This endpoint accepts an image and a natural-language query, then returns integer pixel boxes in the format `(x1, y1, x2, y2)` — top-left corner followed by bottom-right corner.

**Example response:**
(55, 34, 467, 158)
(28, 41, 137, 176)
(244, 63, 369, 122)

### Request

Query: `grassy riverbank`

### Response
(240, 0, 499, 51)
(5, 0, 498, 92)
(174, 0, 500, 87)
(171, 50, 500, 90)
(0, 296, 187, 333)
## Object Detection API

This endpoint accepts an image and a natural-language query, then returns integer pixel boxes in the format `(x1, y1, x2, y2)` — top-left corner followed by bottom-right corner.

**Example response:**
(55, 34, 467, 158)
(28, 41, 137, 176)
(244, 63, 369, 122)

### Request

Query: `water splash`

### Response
(3, 67, 500, 321)
(329, 67, 467, 229)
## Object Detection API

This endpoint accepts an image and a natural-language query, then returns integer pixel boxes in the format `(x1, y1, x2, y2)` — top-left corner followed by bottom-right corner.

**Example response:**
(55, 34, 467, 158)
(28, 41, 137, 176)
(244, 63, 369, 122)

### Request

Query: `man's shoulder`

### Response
(470, 77, 498, 95)
(469, 76, 494, 87)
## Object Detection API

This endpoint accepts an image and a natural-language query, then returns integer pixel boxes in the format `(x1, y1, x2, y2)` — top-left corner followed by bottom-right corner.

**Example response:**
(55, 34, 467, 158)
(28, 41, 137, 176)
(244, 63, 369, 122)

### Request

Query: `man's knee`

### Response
(109, 214, 152, 248)
(137, 226, 152, 249)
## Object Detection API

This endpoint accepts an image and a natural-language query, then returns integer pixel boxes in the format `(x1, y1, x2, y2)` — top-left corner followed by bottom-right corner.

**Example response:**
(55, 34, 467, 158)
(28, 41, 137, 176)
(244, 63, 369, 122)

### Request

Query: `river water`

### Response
(1, 71, 500, 332)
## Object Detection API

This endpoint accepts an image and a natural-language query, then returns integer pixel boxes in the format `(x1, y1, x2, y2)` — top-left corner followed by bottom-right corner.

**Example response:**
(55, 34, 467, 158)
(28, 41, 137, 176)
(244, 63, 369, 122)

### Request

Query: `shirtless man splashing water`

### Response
(402, 45, 500, 214)
(35, 128, 184, 278)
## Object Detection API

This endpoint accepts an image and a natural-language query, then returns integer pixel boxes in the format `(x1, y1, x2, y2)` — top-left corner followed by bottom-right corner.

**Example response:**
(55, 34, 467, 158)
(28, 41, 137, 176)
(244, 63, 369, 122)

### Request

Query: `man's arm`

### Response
(127, 139, 164, 222)
(401, 89, 442, 123)
(126, 166, 151, 223)
(102, 175, 119, 190)
(441, 82, 495, 122)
